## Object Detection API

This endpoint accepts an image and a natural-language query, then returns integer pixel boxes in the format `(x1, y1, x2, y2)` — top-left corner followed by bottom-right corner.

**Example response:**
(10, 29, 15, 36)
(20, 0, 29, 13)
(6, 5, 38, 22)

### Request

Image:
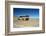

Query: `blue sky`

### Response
(13, 8, 39, 18)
